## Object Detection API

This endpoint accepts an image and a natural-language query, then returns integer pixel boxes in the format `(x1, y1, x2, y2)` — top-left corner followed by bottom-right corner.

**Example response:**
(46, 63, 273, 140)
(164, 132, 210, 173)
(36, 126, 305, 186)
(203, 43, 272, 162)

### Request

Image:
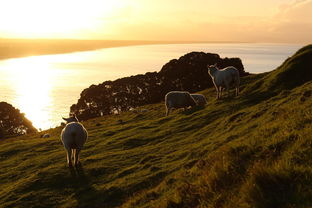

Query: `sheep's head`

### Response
(207, 63, 218, 76)
(62, 114, 78, 123)
(187, 93, 198, 107)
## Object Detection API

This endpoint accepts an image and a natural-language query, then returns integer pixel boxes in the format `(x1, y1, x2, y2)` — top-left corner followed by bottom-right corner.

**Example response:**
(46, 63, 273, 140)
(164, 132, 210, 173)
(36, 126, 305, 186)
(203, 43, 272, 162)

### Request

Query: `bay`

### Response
(0, 43, 301, 130)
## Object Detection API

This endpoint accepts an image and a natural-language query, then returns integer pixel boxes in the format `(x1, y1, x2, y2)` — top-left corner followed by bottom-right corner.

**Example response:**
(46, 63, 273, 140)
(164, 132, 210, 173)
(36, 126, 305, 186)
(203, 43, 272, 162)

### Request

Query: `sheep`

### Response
(41, 133, 50, 138)
(207, 63, 240, 99)
(191, 94, 208, 106)
(130, 108, 149, 113)
(61, 115, 88, 167)
(165, 91, 197, 116)
(141, 109, 149, 113)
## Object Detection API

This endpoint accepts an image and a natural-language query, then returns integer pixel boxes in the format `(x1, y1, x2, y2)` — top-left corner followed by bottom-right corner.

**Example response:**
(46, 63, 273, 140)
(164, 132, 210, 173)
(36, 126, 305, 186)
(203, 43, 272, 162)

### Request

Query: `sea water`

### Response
(0, 43, 301, 130)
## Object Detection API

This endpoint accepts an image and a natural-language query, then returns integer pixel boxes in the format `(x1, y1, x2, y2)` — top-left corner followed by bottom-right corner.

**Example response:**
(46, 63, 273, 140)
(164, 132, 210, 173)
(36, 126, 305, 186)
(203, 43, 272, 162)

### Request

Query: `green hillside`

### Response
(0, 45, 311, 208)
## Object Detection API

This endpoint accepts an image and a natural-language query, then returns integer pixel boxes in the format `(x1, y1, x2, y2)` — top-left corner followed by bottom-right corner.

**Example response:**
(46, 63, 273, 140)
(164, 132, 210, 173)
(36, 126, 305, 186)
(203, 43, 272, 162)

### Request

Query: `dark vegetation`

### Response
(0, 102, 37, 138)
(70, 52, 246, 120)
(0, 45, 311, 208)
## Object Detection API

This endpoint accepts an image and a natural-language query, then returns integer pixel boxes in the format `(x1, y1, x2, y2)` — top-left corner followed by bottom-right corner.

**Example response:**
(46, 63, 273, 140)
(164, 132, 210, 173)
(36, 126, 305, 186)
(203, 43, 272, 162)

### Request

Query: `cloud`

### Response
(74, 0, 312, 43)
(269, 0, 312, 43)
(277, 0, 312, 20)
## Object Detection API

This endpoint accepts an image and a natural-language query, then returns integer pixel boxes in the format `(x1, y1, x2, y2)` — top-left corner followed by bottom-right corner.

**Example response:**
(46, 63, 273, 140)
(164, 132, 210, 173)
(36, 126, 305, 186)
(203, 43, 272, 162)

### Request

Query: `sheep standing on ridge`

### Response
(165, 91, 197, 116)
(61, 115, 88, 167)
(207, 63, 240, 99)
(191, 94, 208, 106)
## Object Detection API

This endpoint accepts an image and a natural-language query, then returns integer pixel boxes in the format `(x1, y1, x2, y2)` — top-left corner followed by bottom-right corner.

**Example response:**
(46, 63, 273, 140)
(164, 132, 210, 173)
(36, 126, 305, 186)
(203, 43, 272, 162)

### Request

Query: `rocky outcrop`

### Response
(70, 52, 246, 120)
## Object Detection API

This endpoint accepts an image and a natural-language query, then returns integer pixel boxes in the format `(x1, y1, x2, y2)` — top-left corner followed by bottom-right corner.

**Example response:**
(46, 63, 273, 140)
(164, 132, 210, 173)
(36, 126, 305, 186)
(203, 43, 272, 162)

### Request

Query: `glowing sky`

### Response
(0, 0, 311, 43)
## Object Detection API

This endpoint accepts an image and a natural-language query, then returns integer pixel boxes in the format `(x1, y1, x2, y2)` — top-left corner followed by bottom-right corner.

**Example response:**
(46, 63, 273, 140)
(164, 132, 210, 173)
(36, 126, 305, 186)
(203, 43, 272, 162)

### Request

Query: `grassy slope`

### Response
(0, 45, 311, 208)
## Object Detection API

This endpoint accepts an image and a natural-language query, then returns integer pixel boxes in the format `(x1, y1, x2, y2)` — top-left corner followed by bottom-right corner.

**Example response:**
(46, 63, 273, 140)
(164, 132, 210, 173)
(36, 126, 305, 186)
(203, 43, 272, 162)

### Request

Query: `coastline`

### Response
(0, 42, 301, 130)
(0, 39, 240, 60)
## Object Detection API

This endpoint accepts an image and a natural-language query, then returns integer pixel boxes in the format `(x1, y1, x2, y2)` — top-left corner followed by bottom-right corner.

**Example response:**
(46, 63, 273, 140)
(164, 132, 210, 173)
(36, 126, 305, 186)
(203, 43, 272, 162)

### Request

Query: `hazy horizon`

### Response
(0, 38, 301, 44)
(0, 0, 311, 44)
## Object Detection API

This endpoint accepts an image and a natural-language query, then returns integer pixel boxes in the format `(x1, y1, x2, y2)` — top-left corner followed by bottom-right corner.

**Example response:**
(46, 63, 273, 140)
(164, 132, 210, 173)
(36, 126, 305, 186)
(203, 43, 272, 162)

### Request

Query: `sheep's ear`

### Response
(74, 115, 79, 122)
(62, 117, 69, 122)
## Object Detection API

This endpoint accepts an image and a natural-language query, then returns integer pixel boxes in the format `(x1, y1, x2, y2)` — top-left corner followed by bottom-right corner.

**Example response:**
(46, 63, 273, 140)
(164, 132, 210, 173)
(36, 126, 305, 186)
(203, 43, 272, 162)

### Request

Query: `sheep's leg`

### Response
(72, 149, 76, 163)
(74, 149, 81, 166)
(66, 148, 73, 167)
(166, 107, 170, 116)
(236, 86, 239, 96)
(218, 86, 224, 99)
(216, 87, 220, 99)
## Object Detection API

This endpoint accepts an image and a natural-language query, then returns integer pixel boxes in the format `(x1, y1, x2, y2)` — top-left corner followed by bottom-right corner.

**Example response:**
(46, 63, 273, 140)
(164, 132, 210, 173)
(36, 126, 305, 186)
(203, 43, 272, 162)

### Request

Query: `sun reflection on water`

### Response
(4, 57, 57, 130)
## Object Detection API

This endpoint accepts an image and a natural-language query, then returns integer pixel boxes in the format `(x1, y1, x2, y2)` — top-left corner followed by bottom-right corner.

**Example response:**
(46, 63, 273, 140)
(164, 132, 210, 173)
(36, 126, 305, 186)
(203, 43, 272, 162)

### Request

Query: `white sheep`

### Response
(61, 115, 88, 167)
(129, 108, 149, 113)
(165, 91, 197, 116)
(191, 94, 208, 106)
(207, 63, 240, 99)
(41, 133, 50, 138)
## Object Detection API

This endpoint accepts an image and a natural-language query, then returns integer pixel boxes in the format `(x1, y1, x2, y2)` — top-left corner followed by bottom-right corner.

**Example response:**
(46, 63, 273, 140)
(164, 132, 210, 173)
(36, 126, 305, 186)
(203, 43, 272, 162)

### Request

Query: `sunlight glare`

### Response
(0, 0, 122, 38)
(4, 57, 57, 130)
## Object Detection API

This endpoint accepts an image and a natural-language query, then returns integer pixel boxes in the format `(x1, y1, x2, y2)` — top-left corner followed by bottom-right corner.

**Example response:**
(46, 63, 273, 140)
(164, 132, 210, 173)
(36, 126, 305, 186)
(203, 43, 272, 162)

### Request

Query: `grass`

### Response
(0, 45, 311, 208)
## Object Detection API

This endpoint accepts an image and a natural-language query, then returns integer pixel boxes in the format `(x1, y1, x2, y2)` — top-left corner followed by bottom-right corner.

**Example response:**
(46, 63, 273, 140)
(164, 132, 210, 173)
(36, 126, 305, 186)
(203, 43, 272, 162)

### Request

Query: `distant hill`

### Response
(0, 39, 221, 60)
(0, 45, 311, 208)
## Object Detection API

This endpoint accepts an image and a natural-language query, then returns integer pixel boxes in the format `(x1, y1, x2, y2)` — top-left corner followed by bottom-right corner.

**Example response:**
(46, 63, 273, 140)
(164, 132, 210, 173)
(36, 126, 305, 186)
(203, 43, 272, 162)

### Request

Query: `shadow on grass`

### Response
(181, 105, 206, 115)
(68, 164, 125, 208)
(66, 164, 170, 208)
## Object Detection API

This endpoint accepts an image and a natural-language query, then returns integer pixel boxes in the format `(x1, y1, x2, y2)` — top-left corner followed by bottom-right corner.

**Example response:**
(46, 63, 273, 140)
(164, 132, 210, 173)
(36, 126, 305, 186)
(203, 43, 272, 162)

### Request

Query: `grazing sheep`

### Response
(61, 115, 88, 167)
(130, 108, 149, 113)
(165, 91, 197, 116)
(41, 133, 50, 138)
(129, 108, 139, 113)
(191, 94, 208, 106)
(207, 63, 240, 99)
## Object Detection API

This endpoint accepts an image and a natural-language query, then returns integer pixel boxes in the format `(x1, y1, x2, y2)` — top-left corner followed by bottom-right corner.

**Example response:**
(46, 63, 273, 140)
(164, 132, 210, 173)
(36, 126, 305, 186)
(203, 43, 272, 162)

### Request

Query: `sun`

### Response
(0, 0, 120, 38)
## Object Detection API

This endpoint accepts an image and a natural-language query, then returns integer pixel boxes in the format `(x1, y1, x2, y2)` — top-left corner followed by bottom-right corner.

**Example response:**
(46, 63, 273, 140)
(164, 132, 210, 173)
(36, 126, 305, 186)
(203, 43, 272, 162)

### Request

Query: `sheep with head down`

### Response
(165, 91, 197, 116)
(191, 94, 207, 106)
(61, 114, 88, 167)
(207, 63, 240, 99)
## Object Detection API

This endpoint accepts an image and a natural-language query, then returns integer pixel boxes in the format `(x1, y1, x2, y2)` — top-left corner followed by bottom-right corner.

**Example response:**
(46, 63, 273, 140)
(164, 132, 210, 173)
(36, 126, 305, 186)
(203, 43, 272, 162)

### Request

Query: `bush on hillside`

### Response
(0, 102, 37, 138)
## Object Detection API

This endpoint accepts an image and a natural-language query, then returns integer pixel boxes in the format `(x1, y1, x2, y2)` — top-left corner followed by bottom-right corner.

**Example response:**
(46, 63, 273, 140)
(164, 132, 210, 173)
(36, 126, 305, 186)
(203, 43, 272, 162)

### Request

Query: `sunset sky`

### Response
(0, 0, 311, 43)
